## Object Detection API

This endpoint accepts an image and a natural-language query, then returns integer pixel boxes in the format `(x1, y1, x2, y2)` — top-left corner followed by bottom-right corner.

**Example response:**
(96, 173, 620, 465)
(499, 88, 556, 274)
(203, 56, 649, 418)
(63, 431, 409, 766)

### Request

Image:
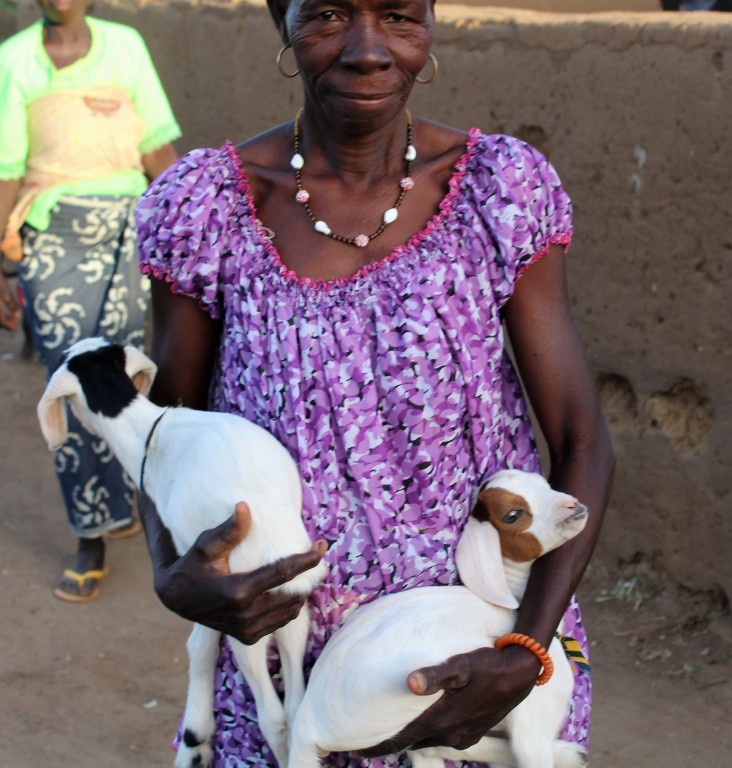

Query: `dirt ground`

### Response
(1, 323, 730, 768)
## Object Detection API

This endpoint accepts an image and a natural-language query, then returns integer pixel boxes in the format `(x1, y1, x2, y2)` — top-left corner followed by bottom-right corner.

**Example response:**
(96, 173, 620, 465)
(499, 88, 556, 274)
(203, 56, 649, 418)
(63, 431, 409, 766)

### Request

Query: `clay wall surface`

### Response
(4, 1, 731, 601)
(453, 1, 660, 10)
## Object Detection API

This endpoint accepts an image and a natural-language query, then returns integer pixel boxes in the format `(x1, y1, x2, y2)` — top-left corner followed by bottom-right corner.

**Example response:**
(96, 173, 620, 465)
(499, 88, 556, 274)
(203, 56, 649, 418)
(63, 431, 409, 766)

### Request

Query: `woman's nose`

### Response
(339, 19, 392, 71)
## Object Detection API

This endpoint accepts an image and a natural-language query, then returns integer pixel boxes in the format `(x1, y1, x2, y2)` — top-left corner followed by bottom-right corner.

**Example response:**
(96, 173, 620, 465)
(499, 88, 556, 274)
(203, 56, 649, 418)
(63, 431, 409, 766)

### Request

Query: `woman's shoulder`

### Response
(141, 144, 243, 205)
(457, 131, 572, 281)
(232, 123, 291, 187)
(136, 144, 249, 257)
(87, 16, 146, 47)
(414, 122, 558, 202)
(465, 131, 553, 174)
(0, 20, 40, 64)
(459, 130, 570, 213)
(136, 145, 250, 314)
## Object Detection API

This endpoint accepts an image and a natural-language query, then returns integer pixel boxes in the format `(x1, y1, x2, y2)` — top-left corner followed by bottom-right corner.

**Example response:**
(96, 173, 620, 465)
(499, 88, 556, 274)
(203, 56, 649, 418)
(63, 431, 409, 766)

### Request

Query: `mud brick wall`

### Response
(6, 1, 732, 600)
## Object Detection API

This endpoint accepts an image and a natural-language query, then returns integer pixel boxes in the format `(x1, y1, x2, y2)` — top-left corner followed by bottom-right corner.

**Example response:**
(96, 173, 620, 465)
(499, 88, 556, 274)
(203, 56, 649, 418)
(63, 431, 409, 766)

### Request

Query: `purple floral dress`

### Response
(136, 129, 592, 767)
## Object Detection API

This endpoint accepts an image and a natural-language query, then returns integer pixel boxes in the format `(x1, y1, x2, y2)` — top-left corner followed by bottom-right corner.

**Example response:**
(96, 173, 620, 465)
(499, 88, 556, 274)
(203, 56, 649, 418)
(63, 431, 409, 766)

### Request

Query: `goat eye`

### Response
(502, 508, 523, 524)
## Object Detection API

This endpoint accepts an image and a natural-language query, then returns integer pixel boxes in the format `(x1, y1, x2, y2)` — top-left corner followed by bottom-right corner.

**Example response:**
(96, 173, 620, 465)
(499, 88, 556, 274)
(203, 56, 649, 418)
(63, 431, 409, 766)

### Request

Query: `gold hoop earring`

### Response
(276, 45, 300, 78)
(416, 53, 438, 85)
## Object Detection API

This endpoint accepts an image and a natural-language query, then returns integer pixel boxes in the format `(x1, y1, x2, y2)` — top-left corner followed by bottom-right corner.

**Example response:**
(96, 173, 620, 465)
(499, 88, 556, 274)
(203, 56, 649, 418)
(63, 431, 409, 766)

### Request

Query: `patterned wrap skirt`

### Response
(18, 195, 149, 537)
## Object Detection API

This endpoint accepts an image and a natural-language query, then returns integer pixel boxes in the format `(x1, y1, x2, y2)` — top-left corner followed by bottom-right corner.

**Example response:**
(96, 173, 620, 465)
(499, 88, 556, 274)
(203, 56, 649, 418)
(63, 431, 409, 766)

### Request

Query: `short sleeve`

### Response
(0, 56, 29, 179)
(136, 147, 240, 320)
(126, 29, 181, 154)
(465, 133, 573, 308)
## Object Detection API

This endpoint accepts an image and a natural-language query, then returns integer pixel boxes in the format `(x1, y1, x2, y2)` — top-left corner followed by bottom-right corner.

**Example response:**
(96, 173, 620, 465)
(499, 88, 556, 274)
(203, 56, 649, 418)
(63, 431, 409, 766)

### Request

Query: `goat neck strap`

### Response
(139, 407, 171, 494)
(557, 632, 591, 675)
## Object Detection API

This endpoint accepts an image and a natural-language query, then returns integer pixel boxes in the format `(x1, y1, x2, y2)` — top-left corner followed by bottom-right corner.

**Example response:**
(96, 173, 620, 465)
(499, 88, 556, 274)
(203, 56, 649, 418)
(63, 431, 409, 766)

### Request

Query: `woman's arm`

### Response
(138, 278, 326, 644)
(0, 178, 22, 331)
(145, 277, 220, 409)
(141, 143, 178, 185)
(500, 246, 615, 645)
(359, 246, 615, 755)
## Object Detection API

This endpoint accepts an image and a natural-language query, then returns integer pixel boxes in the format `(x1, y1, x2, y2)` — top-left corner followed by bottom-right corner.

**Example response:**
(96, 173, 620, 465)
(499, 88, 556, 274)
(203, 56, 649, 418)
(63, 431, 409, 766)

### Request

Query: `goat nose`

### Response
(562, 497, 580, 509)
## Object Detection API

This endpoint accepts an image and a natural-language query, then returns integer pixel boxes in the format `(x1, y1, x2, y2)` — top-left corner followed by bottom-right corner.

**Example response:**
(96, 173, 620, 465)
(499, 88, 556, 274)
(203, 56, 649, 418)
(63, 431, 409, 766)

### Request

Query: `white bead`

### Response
(314, 220, 331, 235)
(405, 145, 417, 162)
(383, 208, 399, 224)
(291, 153, 304, 170)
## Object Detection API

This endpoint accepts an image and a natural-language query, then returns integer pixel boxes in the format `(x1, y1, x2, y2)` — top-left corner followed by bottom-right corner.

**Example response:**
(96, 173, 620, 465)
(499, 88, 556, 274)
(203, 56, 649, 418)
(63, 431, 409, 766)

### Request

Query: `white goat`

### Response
(36, 337, 327, 768)
(287, 469, 589, 768)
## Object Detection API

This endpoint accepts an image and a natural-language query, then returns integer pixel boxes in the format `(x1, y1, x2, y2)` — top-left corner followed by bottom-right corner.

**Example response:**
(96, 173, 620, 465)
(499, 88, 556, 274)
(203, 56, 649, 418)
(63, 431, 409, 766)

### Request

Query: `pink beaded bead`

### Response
(354, 234, 369, 248)
(400, 177, 415, 191)
(295, 189, 310, 204)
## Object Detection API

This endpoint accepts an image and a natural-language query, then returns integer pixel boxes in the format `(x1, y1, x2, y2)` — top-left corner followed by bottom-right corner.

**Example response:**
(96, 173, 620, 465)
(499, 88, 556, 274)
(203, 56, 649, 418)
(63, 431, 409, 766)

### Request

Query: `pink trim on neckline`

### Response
(222, 128, 483, 292)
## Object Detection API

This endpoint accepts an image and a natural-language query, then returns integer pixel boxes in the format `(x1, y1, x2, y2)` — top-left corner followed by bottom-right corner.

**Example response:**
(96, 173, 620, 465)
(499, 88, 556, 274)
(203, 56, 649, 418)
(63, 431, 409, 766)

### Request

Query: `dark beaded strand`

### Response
(292, 109, 415, 248)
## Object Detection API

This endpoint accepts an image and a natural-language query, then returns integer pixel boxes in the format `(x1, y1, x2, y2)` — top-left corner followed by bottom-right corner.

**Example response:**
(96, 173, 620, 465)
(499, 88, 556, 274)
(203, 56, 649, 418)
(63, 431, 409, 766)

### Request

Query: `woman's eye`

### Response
(502, 508, 523, 524)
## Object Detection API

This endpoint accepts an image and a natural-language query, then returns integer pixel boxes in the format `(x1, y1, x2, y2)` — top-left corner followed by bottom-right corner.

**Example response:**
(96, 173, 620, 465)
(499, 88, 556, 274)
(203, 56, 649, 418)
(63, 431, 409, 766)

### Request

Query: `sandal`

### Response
(105, 518, 142, 540)
(53, 567, 109, 603)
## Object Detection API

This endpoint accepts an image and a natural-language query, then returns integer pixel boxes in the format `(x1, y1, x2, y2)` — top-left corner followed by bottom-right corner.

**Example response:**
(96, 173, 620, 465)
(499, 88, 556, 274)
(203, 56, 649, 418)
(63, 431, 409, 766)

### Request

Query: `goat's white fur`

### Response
(287, 470, 589, 768)
(37, 338, 327, 768)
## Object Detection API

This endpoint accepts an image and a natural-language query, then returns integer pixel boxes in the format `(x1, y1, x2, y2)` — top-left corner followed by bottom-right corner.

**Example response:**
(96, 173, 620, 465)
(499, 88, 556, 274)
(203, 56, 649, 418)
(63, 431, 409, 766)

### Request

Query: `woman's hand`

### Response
(0, 271, 20, 332)
(356, 644, 540, 757)
(139, 496, 327, 644)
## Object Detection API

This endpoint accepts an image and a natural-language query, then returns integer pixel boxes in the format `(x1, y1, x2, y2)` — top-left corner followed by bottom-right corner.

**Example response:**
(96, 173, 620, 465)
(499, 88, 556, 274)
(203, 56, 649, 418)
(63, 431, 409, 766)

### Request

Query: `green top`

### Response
(0, 17, 181, 230)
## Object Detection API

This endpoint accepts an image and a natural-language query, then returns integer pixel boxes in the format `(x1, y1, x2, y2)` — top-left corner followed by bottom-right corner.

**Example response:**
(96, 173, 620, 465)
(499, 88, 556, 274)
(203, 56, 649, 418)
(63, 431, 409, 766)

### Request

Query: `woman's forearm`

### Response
(513, 437, 615, 648)
(137, 492, 180, 576)
(0, 179, 21, 239)
(142, 143, 177, 184)
(0, 180, 23, 329)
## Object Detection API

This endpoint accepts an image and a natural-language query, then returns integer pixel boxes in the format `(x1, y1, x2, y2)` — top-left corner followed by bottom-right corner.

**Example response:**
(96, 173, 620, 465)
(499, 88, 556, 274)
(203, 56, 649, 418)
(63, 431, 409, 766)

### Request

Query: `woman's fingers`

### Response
(148, 498, 328, 641)
(408, 655, 472, 695)
(192, 503, 326, 587)
(358, 648, 530, 757)
(192, 501, 253, 574)
(229, 543, 326, 599)
(229, 593, 309, 644)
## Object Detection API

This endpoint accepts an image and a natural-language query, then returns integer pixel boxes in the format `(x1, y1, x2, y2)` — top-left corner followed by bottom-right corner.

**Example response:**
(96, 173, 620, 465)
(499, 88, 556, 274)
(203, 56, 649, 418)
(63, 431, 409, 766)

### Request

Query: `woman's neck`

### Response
(42, 16, 91, 69)
(297, 109, 411, 188)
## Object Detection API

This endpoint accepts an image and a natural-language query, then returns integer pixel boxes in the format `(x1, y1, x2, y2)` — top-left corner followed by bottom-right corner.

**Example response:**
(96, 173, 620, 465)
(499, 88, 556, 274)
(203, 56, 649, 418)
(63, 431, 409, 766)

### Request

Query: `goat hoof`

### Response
(174, 738, 213, 768)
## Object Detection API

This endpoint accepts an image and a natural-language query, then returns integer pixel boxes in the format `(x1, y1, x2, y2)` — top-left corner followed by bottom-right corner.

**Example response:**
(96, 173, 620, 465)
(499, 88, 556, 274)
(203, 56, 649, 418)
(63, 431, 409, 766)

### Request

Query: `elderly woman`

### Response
(0, 0, 179, 601)
(134, 0, 614, 765)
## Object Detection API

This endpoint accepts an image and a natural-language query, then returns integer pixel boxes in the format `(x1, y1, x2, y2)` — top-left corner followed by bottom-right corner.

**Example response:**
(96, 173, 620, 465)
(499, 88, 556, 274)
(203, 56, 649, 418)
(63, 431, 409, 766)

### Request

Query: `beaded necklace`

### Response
(291, 109, 416, 248)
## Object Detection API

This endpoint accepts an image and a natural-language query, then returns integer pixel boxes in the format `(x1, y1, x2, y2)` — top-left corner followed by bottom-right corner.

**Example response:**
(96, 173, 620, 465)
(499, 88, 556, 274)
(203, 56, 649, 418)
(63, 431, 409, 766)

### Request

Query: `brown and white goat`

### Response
(287, 469, 589, 768)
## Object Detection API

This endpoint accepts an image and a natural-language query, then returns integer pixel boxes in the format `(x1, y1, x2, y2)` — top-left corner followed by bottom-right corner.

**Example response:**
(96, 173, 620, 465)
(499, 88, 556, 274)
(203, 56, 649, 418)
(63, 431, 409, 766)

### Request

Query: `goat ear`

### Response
(455, 516, 519, 609)
(36, 369, 80, 450)
(123, 345, 158, 396)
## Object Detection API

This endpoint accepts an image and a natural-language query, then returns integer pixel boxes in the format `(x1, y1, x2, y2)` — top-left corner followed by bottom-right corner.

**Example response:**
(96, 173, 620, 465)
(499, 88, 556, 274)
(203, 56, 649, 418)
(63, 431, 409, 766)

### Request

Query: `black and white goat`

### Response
(287, 469, 588, 768)
(36, 337, 327, 768)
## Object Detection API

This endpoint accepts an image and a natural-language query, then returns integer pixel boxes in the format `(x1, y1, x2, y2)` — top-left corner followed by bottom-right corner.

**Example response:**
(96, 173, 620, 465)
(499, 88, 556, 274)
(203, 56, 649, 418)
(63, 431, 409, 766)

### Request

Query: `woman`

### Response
(135, 0, 614, 764)
(0, 0, 180, 601)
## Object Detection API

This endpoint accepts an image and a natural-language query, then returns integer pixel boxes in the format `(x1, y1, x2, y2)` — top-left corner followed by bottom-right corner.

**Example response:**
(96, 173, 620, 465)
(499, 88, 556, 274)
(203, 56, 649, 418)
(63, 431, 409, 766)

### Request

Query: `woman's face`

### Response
(282, 0, 434, 131)
(36, 0, 88, 26)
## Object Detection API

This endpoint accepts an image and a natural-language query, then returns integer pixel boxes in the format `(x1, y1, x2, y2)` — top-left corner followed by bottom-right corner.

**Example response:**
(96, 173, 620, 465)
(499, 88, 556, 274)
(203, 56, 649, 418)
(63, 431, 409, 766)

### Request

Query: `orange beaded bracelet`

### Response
(495, 633, 554, 686)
